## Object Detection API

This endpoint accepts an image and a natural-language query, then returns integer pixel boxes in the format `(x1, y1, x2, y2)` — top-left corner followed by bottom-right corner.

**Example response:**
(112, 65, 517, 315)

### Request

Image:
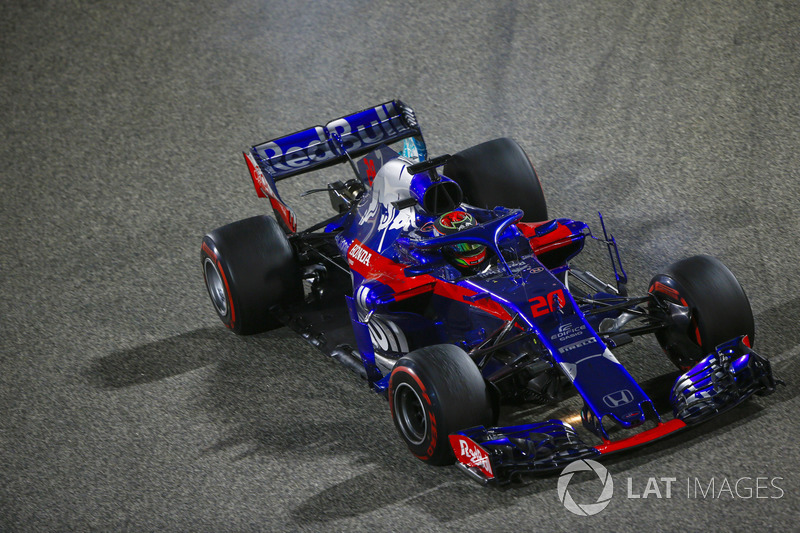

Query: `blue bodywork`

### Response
(320, 140, 653, 441)
(241, 100, 781, 483)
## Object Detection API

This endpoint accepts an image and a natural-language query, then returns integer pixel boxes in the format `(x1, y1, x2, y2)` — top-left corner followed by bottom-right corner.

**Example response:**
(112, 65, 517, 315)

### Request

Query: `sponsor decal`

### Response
(450, 435, 494, 479)
(364, 158, 377, 184)
(259, 126, 332, 172)
(558, 337, 597, 354)
(273, 202, 297, 233)
(348, 242, 372, 266)
(256, 102, 407, 173)
(602, 389, 634, 408)
(355, 284, 409, 353)
(367, 318, 409, 353)
(359, 194, 380, 226)
(327, 103, 401, 152)
(375, 202, 416, 250)
(378, 203, 416, 233)
(550, 322, 587, 341)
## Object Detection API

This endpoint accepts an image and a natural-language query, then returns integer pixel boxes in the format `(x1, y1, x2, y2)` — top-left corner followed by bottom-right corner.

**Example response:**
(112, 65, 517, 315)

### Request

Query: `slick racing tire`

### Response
(649, 255, 754, 370)
(443, 137, 548, 222)
(389, 344, 493, 466)
(201, 215, 302, 335)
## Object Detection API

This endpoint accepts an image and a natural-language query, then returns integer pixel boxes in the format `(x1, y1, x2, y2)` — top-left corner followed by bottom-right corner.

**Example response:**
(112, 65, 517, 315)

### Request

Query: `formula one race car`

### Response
(201, 101, 781, 484)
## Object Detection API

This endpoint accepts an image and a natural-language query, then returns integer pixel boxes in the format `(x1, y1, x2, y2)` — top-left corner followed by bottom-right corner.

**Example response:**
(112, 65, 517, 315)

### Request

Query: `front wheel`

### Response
(649, 255, 754, 370)
(389, 344, 493, 465)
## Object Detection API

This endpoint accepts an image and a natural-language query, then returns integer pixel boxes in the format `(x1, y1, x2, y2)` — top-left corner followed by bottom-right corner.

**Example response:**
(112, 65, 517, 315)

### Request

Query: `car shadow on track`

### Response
(754, 296, 800, 363)
(166, 329, 558, 524)
(289, 468, 556, 525)
(83, 327, 249, 388)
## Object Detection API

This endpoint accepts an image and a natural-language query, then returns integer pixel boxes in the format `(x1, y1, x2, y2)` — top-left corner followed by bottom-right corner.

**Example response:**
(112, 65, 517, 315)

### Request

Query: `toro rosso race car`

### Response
(201, 101, 781, 484)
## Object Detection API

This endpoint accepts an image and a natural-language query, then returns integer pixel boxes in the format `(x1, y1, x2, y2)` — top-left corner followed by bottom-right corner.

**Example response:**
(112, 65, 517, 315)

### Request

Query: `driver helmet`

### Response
(433, 210, 487, 269)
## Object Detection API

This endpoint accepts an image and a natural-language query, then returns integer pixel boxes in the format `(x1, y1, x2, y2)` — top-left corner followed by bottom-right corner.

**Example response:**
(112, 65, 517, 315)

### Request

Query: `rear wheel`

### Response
(443, 137, 547, 222)
(649, 255, 754, 370)
(201, 215, 302, 335)
(389, 344, 493, 465)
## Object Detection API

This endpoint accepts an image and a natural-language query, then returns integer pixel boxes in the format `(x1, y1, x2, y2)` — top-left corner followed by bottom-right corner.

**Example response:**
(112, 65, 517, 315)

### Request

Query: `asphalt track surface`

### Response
(2, 1, 800, 531)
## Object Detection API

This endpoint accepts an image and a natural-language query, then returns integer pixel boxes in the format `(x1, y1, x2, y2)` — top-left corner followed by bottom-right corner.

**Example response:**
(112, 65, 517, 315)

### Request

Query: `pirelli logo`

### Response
(558, 337, 596, 354)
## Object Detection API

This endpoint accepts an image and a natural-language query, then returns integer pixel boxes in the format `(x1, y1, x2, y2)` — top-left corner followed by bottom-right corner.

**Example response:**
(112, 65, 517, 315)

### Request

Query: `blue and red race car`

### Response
(201, 100, 781, 484)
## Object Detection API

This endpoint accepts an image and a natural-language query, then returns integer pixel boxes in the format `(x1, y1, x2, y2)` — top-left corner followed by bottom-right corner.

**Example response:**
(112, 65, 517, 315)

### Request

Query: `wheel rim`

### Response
(393, 382, 427, 446)
(204, 257, 228, 316)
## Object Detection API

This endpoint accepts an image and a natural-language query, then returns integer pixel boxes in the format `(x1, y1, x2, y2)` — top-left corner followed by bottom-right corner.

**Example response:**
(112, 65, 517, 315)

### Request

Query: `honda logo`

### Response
(602, 389, 634, 408)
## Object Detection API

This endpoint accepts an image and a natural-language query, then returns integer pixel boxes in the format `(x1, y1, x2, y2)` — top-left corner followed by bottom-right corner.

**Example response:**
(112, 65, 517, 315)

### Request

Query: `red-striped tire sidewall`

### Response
(201, 237, 237, 331)
(388, 345, 492, 467)
(388, 362, 442, 463)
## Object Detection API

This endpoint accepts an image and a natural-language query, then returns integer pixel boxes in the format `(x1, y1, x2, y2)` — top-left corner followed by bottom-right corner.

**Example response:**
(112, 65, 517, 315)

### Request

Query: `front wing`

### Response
(450, 336, 781, 485)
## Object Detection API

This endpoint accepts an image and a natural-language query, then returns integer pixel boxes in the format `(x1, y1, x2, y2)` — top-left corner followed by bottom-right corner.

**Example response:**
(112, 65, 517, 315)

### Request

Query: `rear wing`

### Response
(244, 100, 426, 234)
(250, 100, 425, 182)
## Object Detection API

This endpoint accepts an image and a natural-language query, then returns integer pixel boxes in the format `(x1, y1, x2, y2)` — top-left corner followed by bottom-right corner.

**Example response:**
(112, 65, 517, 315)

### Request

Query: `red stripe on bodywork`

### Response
(650, 281, 681, 301)
(595, 418, 687, 454)
(244, 151, 297, 233)
(268, 197, 298, 233)
(518, 221, 576, 256)
(346, 240, 512, 321)
(243, 151, 268, 199)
